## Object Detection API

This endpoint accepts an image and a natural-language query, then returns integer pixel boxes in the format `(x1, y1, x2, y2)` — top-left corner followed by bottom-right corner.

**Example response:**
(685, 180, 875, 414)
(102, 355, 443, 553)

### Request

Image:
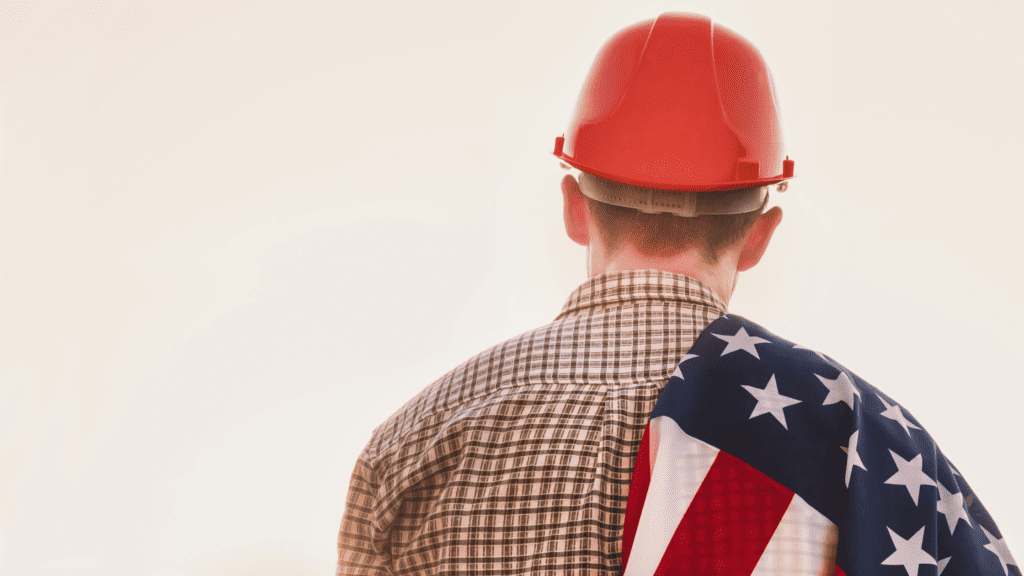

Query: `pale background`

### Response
(1, 1, 1021, 574)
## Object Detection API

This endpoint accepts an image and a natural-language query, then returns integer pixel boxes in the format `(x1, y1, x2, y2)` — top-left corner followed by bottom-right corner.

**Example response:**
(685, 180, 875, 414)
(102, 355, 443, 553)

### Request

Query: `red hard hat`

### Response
(554, 13, 794, 192)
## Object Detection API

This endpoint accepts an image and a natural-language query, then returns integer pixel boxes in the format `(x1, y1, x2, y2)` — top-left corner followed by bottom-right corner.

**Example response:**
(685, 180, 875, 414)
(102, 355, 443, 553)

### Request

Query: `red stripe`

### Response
(621, 421, 653, 571)
(654, 451, 794, 575)
(834, 564, 847, 576)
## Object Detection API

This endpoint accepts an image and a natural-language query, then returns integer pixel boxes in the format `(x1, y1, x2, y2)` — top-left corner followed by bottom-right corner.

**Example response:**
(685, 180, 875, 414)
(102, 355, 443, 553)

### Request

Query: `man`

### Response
(338, 13, 783, 574)
(337, 12, 1015, 576)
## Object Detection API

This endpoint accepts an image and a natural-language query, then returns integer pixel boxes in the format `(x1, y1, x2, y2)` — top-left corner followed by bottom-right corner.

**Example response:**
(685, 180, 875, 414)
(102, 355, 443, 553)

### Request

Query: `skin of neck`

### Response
(586, 237, 743, 306)
(562, 174, 782, 308)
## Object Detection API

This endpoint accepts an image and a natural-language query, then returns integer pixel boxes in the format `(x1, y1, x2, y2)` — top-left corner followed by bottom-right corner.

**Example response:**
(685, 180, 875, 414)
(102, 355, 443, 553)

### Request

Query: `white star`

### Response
(884, 449, 936, 506)
(670, 354, 699, 380)
(878, 394, 922, 437)
(936, 481, 972, 535)
(981, 525, 1018, 576)
(713, 327, 771, 359)
(742, 374, 801, 429)
(937, 557, 951, 575)
(881, 526, 936, 576)
(840, 429, 867, 488)
(814, 371, 861, 410)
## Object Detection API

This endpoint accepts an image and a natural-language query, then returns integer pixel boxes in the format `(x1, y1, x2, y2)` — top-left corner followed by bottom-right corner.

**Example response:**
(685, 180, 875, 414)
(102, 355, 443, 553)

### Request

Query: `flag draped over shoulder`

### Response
(621, 314, 1018, 576)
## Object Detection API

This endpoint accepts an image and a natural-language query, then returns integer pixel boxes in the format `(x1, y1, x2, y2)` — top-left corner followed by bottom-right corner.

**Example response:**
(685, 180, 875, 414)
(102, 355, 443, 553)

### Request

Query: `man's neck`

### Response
(589, 245, 739, 306)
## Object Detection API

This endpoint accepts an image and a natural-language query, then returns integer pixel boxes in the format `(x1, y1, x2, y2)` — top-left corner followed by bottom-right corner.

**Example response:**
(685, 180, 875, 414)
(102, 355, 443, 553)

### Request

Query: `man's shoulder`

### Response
(655, 314, 951, 523)
(362, 313, 583, 461)
(659, 313, 911, 438)
(669, 313, 892, 406)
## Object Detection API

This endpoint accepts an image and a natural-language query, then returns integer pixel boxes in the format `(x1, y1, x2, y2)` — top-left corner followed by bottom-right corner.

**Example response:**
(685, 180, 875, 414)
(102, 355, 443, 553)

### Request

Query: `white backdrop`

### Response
(1, 1, 1021, 574)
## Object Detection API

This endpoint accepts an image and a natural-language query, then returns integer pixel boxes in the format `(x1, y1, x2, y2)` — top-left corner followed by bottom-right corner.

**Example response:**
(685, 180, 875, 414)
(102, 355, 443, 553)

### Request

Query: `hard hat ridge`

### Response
(554, 13, 795, 193)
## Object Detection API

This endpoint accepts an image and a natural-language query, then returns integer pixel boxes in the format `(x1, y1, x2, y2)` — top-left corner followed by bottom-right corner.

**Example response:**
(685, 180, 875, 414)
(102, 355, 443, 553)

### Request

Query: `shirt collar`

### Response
(555, 269, 727, 320)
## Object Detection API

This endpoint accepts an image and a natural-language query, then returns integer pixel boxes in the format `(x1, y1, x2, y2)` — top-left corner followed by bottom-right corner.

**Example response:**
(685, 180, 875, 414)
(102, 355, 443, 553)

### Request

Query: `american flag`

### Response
(621, 314, 1018, 576)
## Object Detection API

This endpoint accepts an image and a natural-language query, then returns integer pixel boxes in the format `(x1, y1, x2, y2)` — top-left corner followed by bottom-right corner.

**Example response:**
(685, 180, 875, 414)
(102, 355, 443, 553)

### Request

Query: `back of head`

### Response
(553, 13, 794, 262)
(580, 172, 768, 263)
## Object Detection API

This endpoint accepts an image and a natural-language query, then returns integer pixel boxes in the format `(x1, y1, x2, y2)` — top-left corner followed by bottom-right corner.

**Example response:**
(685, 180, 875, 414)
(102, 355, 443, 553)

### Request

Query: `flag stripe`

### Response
(622, 421, 653, 571)
(624, 417, 720, 576)
(749, 494, 838, 576)
(655, 450, 795, 575)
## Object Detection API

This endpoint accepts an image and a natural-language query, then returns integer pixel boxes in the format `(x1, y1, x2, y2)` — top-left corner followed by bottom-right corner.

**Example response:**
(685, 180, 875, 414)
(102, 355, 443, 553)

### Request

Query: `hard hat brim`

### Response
(557, 153, 792, 193)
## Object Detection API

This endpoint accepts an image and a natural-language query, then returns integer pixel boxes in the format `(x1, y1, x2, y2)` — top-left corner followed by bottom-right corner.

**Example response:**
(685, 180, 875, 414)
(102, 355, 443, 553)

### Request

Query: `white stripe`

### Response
(750, 494, 839, 576)
(624, 415, 720, 576)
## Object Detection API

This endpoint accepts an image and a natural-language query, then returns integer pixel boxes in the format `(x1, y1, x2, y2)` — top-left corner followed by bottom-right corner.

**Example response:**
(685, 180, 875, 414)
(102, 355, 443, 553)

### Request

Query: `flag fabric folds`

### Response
(621, 314, 1017, 576)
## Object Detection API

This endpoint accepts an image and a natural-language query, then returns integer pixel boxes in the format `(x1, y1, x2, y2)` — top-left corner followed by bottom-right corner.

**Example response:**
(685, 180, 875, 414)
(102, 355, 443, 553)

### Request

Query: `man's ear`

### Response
(562, 174, 590, 247)
(737, 206, 783, 272)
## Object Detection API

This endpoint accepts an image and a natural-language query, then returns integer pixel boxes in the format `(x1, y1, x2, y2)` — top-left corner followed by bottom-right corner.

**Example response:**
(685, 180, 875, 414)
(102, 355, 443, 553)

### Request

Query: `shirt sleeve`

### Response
(337, 453, 390, 576)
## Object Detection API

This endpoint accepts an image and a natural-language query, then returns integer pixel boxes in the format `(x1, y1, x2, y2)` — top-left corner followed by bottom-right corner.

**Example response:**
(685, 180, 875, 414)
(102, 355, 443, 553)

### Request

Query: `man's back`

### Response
(337, 271, 725, 575)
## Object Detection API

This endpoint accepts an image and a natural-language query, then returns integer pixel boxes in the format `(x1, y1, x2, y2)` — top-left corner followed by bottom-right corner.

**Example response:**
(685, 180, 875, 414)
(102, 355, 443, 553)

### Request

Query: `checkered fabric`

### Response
(337, 270, 727, 575)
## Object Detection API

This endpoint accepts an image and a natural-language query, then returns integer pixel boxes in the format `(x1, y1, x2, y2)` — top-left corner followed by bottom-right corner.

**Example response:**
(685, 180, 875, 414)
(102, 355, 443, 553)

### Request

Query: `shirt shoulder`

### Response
(359, 271, 723, 474)
(361, 313, 583, 463)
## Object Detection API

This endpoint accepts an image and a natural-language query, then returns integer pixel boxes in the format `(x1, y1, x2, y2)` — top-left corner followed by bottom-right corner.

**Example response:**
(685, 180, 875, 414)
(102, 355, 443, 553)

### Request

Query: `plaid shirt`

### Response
(338, 270, 727, 575)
